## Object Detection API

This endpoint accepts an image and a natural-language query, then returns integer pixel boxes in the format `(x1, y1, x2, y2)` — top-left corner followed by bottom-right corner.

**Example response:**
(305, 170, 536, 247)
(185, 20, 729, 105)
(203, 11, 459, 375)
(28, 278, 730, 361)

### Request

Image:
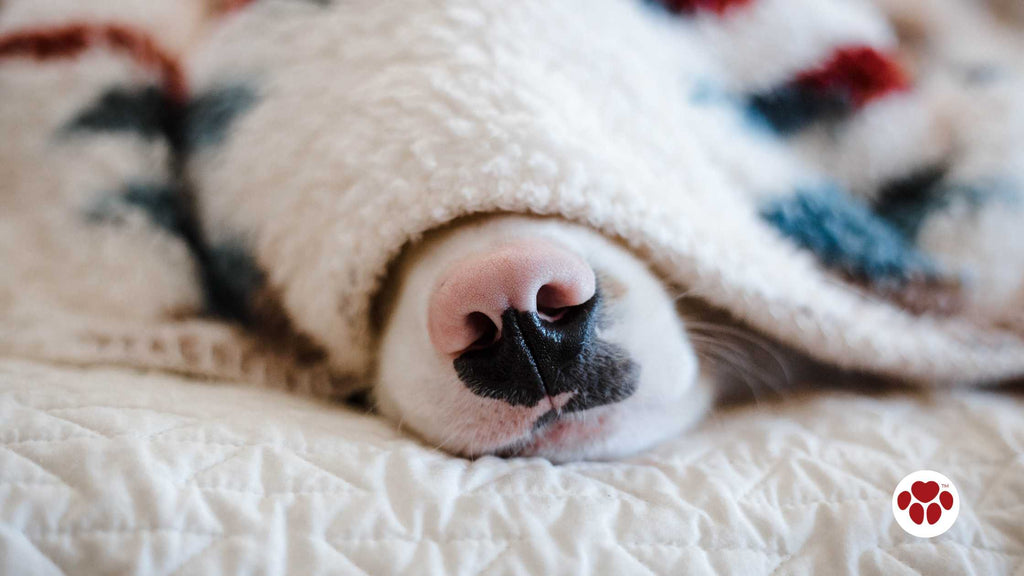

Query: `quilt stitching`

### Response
(619, 543, 788, 555)
(178, 446, 248, 484)
(573, 470, 725, 524)
(35, 410, 110, 439)
(752, 494, 887, 512)
(889, 541, 1024, 560)
(766, 553, 798, 576)
(471, 543, 515, 576)
(0, 447, 70, 485)
(732, 456, 796, 503)
(178, 486, 359, 496)
(0, 446, 78, 495)
(284, 451, 370, 493)
(611, 543, 662, 576)
(0, 480, 66, 489)
(878, 548, 929, 576)
(790, 456, 895, 495)
(316, 539, 381, 576)
(324, 536, 528, 544)
(4, 531, 69, 576)
(23, 529, 226, 538)
(0, 435, 99, 446)
(165, 537, 224, 576)
(972, 454, 1024, 513)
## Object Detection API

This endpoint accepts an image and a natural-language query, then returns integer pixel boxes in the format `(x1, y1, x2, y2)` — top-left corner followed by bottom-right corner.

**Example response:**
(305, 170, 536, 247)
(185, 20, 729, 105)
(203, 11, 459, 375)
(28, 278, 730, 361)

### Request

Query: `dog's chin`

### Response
(379, 380, 712, 463)
(465, 397, 710, 462)
(373, 382, 622, 462)
(487, 406, 625, 462)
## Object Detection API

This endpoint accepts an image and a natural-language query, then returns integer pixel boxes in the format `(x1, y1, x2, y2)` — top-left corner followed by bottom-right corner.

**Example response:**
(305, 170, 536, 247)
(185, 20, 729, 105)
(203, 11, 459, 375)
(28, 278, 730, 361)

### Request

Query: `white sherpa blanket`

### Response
(1, 0, 1023, 394)
(2, 358, 1022, 575)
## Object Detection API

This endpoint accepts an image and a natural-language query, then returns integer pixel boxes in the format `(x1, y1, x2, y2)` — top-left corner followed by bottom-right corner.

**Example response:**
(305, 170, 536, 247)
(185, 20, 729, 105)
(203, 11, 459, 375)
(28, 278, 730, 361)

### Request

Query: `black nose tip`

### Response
(452, 290, 637, 412)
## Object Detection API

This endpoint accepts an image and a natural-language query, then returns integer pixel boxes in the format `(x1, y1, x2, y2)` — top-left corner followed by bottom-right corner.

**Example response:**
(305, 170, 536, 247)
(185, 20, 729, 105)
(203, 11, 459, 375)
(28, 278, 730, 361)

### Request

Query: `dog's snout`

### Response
(453, 293, 600, 408)
(376, 217, 676, 457)
(424, 238, 638, 413)
(427, 239, 596, 357)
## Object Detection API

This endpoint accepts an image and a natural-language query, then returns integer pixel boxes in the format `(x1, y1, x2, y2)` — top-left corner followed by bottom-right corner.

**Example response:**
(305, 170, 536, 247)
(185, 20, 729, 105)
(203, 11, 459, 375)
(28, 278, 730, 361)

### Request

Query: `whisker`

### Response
(700, 339, 775, 393)
(696, 348, 761, 401)
(670, 287, 697, 302)
(688, 328, 790, 400)
(429, 427, 461, 455)
(686, 322, 793, 390)
(694, 347, 767, 405)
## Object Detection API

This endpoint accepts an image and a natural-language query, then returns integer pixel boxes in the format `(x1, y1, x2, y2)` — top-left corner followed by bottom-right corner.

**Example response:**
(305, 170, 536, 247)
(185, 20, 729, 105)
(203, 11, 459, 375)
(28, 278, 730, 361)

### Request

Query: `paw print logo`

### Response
(892, 470, 959, 538)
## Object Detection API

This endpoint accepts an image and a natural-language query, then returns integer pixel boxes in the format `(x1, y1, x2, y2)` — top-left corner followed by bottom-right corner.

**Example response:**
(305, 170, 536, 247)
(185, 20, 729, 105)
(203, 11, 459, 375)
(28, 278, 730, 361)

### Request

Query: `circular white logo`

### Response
(892, 470, 959, 538)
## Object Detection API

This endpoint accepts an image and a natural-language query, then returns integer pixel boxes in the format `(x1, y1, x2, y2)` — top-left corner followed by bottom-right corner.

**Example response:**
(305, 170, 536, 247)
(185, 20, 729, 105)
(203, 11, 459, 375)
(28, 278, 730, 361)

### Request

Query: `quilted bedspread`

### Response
(1, 358, 1021, 575)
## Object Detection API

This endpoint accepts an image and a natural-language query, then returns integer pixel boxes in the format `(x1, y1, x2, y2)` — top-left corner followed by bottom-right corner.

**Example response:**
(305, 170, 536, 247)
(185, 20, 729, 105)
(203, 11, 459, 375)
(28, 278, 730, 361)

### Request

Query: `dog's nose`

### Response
(428, 238, 637, 411)
(428, 239, 596, 357)
(427, 239, 606, 408)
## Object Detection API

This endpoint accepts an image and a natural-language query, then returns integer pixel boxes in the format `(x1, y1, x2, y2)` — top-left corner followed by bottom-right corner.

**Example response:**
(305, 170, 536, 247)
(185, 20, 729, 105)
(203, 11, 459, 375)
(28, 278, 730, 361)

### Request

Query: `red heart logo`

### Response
(911, 481, 940, 503)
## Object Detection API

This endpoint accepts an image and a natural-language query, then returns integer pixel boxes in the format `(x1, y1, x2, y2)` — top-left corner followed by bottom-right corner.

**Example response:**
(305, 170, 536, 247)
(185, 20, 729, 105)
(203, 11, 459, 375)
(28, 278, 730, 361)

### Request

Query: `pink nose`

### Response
(428, 239, 597, 357)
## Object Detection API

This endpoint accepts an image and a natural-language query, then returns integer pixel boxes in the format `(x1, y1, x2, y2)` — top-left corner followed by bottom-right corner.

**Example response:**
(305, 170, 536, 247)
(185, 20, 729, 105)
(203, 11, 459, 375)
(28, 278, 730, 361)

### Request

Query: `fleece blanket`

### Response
(2, 357, 1023, 575)
(1, 0, 1024, 394)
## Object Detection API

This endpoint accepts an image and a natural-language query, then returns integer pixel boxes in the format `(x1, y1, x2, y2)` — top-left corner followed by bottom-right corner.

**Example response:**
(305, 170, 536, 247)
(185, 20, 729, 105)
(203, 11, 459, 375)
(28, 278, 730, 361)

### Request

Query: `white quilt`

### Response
(1, 358, 1021, 575)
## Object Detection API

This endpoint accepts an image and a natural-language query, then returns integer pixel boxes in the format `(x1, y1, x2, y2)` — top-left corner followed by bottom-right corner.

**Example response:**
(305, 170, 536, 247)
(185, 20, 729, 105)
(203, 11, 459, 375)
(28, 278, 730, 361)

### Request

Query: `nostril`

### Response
(537, 307, 567, 323)
(536, 283, 582, 323)
(464, 312, 500, 352)
(537, 285, 563, 322)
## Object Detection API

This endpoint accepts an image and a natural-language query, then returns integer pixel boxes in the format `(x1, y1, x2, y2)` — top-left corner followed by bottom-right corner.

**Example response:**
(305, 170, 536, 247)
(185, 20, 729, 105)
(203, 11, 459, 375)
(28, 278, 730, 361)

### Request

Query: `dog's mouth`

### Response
(486, 404, 616, 459)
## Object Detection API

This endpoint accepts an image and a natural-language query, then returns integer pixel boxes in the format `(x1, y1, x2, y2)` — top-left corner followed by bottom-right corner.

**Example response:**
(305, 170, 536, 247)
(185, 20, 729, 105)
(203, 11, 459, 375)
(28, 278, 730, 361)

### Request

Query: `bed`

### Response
(2, 357, 1020, 575)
